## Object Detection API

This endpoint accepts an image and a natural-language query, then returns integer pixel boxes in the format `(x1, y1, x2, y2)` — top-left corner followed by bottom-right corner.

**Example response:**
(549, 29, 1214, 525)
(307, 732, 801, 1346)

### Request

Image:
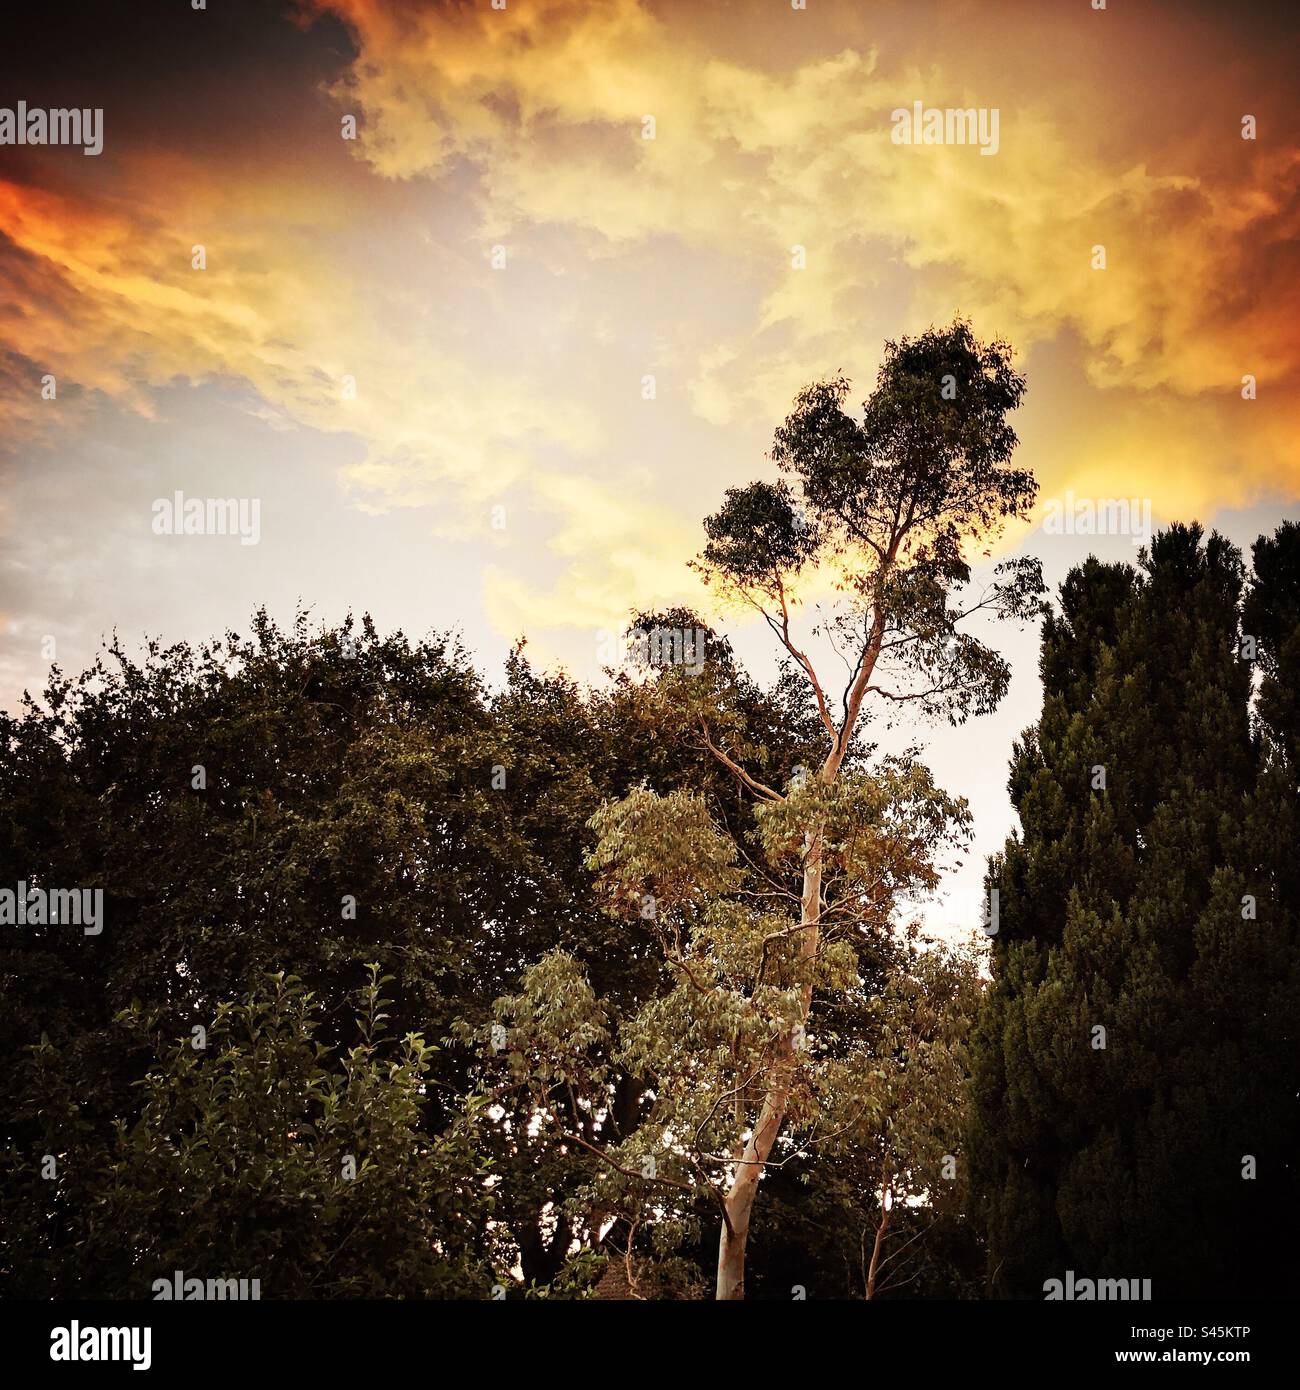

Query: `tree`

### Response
(502, 321, 1041, 1299)
(465, 628, 829, 1291)
(968, 523, 1300, 1296)
(0, 611, 509, 1122)
(841, 945, 982, 1299)
(0, 969, 488, 1298)
(0, 605, 833, 1296)
(0, 315, 1050, 1300)
(691, 321, 1040, 1297)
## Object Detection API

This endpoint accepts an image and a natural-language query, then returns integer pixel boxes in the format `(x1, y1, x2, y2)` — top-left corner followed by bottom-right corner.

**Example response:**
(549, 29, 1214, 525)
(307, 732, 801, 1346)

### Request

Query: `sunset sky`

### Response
(2, 0, 1297, 933)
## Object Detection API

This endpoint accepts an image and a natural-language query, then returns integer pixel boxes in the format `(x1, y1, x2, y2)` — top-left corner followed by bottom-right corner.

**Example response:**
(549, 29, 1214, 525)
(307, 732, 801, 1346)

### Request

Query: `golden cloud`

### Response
(2, 0, 1296, 651)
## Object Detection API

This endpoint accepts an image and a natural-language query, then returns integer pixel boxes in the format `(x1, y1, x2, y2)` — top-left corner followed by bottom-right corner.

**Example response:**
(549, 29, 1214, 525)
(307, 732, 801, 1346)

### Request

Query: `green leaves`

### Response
(483, 951, 611, 1096)
(698, 481, 821, 595)
(587, 786, 742, 918)
(769, 322, 1035, 551)
(2, 971, 489, 1298)
(755, 761, 970, 900)
(0, 324, 1051, 1297)
(969, 522, 1300, 1298)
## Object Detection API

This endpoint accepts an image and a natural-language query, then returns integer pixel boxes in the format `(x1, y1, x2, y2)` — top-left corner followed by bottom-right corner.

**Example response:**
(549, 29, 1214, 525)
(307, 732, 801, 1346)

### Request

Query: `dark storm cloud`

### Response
(0, 0, 355, 165)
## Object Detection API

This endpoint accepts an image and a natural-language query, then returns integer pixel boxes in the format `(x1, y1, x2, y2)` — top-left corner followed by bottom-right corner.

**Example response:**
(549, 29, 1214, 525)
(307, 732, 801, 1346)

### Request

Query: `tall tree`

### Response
(969, 523, 1300, 1296)
(536, 322, 1040, 1298)
(468, 630, 827, 1289)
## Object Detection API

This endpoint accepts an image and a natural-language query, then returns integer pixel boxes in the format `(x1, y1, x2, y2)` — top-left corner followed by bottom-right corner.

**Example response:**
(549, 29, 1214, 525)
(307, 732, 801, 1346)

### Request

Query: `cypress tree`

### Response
(970, 523, 1299, 1297)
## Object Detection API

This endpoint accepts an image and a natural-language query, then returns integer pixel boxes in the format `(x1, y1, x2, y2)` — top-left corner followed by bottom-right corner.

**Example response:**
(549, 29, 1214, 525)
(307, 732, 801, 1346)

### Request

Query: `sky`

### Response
(2, 0, 1297, 937)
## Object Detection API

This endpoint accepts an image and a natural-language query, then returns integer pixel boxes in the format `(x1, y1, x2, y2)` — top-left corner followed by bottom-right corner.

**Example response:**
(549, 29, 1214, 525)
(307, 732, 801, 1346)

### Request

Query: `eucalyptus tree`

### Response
(578, 322, 1042, 1298)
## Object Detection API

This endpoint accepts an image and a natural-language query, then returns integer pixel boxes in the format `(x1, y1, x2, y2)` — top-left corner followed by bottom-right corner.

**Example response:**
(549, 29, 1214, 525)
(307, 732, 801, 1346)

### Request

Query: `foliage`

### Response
(969, 524, 1300, 1297)
(1, 969, 489, 1297)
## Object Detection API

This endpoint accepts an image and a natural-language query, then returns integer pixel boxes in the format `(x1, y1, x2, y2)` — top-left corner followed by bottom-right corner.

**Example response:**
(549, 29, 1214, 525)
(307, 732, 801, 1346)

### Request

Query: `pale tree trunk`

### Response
(715, 852, 823, 1299)
(712, 603, 888, 1299)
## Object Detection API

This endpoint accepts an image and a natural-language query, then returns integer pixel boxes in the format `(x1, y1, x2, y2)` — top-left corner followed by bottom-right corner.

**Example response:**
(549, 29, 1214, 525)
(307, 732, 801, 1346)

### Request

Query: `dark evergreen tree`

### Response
(969, 523, 1300, 1297)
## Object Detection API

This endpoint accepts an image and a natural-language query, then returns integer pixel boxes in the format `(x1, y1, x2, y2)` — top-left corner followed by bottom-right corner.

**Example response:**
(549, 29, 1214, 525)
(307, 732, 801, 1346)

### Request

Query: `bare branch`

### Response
(698, 721, 785, 802)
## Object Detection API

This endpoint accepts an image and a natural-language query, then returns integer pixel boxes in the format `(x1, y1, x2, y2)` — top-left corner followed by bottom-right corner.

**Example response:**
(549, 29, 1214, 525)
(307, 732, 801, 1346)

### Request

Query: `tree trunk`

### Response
(716, 1069, 792, 1298)
(711, 606, 885, 1298)
(516, 1211, 573, 1287)
(517, 1221, 548, 1287)
(715, 852, 823, 1299)
(865, 1183, 891, 1299)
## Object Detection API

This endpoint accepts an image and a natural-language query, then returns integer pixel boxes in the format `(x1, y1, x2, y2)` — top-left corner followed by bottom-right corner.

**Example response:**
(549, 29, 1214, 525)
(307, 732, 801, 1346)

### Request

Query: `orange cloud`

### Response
(2, 0, 1297, 650)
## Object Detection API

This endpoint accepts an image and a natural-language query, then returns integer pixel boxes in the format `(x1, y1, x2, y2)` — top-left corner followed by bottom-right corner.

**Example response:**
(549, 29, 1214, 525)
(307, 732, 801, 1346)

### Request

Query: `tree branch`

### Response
(698, 721, 785, 801)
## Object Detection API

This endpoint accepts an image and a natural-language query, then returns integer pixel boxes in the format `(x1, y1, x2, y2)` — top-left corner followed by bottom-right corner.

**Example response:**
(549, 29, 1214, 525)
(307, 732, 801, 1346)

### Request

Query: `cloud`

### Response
(311, 0, 1299, 462)
(0, 165, 608, 535)
(483, 471, 709, 640)
(2, 0, 1296, 655)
